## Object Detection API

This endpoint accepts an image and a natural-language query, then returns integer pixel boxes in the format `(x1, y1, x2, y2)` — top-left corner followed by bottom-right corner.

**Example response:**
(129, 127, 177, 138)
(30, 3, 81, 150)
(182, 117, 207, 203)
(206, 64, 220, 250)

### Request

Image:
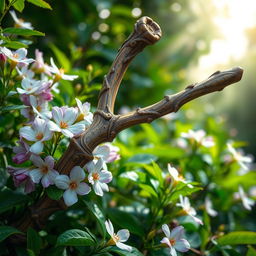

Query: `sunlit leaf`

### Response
(217, 232, 256, 245)
(26, 0, 52, 9)
(13, 0, 25, 12)
(3, 27, 44, 36)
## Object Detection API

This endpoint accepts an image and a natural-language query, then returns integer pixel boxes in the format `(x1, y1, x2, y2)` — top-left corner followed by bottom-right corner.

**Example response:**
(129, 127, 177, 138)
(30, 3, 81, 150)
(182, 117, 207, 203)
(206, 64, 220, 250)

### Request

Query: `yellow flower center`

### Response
(92, 172, 100, 181)
(36, 132, 44, 140)
(76, 113, 85, 122)
(13, 53, 20, 59)
(36, 106, 42, 112)
(169, 238, 176, 246)
(69, 181, 78, 190)
(60, 121, 68, 129)
(40, 165, 49, 174)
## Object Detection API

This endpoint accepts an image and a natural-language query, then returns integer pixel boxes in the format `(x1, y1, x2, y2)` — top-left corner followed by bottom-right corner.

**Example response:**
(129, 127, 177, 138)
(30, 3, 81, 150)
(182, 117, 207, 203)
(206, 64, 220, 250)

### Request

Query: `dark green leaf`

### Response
(109, 247, 143, 256)
(2, 40, 28, 49)
(56, 229, 95, 247)
(46, 186, 63, 200)
(27, 249, 36, 256)
(26, 0, 52, 9)
(3, 27, 45, 36)
(0, 187, 30, 214)
(0, 105, 28, 113)
(27, 228, 42, 255)
(83, 201, 106, 238)
(13, 0, 25, 12)
(0, 0, 5, 13)
(0, 226, 23, 242)
(217, 232, 256, 245)
(107, 208, 144, 236)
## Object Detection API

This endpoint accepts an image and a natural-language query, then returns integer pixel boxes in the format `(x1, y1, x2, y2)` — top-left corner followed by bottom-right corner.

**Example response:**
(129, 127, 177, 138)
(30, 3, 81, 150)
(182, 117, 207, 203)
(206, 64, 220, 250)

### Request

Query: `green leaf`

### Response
(13, 0, 25, 12)
(138, 184, 158, 198)
(56, 229, 95, 247)
(0, 0, 5, 13)
(27, 249, 36, 256)
(83, 201, 106, 238)
(247, 246, 256, 256)
(3, 27, 45, 36)
(49, 44, 71, 71)
(109, 247, 143, 256)
(26, 0, 52, 9)
(0, 187, 30, 214)
(46, 186, 63, 200)
(2, 40, 28, 49)
(0, 105, 28, 113)
(0, 226, 23, 242)
(217, 232, 256, 245)
(143, 162, 163, 186)
(107, 208, 144, 236)
(27, 228, 42, 255)
(128, 154, 157, 164)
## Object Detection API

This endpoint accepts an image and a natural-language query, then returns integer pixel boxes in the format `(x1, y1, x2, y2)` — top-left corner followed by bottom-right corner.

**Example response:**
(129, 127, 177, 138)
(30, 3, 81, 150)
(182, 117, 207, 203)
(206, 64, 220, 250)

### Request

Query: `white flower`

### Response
(30, 155, 58, 187)
(30, 95, 52, 119)
(17, 66, 34, 80)
(49, 58, 78, 81)
(205, 196, 218, 217)
(86, 159, 112, 196)
(161, 225, 190, 256)
(167, 164, 193, 188)
(234, 186, 254, 210)
(17, 78, 44, 95)
(176, 195, 203, 225)
(75, 98, 93, 125)
(0, 47, 34, 65)
(55, 166, 91, 206)
(48, 106, 85, 138)
(10, 10, 33, 29)
(227, 143, 253, 171)
(19, 117, 53, 154)
(181, 129, 214, 148)
(105, 219, 132, 252)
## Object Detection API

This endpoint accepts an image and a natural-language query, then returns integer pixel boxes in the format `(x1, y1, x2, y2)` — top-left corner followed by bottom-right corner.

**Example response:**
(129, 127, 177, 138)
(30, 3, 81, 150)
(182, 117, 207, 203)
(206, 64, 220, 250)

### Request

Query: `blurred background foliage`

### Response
(4, 0, 255, 155)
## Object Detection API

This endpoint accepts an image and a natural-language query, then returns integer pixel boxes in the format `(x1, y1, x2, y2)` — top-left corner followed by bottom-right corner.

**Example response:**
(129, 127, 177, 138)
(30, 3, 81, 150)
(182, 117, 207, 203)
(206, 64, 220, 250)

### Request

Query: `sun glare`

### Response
(199, 0, 256, 69)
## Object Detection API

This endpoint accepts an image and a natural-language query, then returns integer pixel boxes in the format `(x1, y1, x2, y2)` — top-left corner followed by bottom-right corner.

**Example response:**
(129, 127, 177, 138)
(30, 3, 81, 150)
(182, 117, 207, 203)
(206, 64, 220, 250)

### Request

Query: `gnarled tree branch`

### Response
(11, 16, 243, 240)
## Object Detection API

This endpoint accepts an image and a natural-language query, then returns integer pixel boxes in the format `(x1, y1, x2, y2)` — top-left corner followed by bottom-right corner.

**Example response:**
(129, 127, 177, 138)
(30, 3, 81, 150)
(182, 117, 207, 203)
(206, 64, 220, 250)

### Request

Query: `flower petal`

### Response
(175, 239, 190, 252)
(116, 242, 132, 252)
(170, 246, 177, 256)
(170, 226, 184, 241)
(68, 123, 85, 136)
(160, 237, 171, 248)
(105, 219, 114, 236)
(45, 155, 55, 169)
(41, 175, 53, 188)
(55, 175, 70, 190)
(63, 189, 78, 206)
(61, 128, 74, 138)
(99, 170, 112, 183)
(93, 182, 103, 196)
(70, 166, 85, 181)
(29, 169, 43, 183)
(20, 126, 36, 141)
(117, 229, 130, 242)
(30, 154, 44, 167)
(30, 141, 44, 154)
(76, 182, 91, 195)
(162, 224, 170, 238)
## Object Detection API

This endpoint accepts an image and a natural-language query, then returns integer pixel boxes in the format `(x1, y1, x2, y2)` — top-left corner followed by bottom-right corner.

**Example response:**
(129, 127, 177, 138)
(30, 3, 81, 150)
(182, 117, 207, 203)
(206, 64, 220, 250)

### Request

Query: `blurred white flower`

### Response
(49, 58, 78, 82)
(17, 78, 44, 95)
(181, 129, 215, 148)
(234, 186, 254, 210)
(176, 195, 203, 225)
(167, 164, 193, 188)
(30, 155, 58, 188)
(227, 143, 253, 171)
(205, 196, 218, 217)
(105, 219, 132, 252)
(161, 224, 190, 256)
(10, 10, 33, 29)
(17, 66, 34, 80)
(55, 166, 91, 206)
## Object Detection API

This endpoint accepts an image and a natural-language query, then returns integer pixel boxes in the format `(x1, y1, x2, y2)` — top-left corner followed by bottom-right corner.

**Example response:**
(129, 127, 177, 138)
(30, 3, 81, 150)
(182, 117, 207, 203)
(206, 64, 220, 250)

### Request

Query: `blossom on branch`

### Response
(86, 159, 112, 196)
(161, 224, 190, 256)
(176, 195, 203, 225)
(55, 166, 91, 206)
(12, 139, 31, 164)
(48, 106, 85, 138)
(10, 10, 33, 30)
(105, 219, 132, 252)
(29, 155, 58, 188)
(75, 98, 93, 125)
(19, 117, 53, 154)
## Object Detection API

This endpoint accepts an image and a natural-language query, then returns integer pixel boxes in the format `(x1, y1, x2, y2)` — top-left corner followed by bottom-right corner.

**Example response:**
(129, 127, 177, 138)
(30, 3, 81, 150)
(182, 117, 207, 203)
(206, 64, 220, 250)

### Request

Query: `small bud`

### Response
(75, 83, 82, 93)
(86, 64, 93, 72)
(0, 53, 7, 70)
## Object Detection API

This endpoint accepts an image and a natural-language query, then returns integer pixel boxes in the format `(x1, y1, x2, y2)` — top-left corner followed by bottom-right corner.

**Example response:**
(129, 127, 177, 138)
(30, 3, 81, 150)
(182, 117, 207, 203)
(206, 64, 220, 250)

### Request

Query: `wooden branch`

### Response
(11, 16, 243, 240)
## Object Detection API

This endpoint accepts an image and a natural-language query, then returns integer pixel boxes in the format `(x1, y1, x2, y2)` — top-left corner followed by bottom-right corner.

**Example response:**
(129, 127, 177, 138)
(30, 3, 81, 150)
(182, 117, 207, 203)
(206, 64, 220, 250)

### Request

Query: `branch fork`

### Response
(11, 16, 243, 237)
